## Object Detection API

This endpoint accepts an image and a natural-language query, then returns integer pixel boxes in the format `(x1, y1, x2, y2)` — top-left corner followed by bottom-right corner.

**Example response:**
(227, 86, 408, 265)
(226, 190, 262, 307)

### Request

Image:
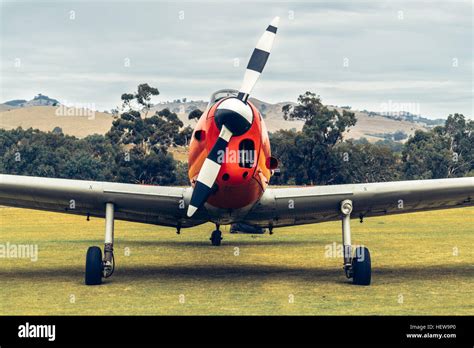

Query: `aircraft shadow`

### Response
(118, 239, 327, 247)
(1, 264, 472, 285)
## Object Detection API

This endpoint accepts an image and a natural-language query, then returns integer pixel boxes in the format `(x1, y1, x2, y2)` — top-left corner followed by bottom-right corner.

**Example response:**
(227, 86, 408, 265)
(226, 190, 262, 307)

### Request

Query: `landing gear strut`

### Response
(340, 199, 371, 285)
(210, 225, 222, 246)
(85, 202, 115, 285)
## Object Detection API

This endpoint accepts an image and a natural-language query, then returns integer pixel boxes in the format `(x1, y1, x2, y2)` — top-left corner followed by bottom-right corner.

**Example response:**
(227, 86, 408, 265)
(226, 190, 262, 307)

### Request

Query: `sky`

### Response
(0, 0, 472, 119)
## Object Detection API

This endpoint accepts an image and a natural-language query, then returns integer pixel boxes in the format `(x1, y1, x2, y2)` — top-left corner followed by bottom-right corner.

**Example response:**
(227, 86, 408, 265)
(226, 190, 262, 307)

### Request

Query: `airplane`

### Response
(0, 17, 473, 287)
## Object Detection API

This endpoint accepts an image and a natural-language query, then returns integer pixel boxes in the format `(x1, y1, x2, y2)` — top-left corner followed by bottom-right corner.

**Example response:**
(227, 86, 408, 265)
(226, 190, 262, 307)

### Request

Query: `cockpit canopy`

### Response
(209, 89, 239, 106)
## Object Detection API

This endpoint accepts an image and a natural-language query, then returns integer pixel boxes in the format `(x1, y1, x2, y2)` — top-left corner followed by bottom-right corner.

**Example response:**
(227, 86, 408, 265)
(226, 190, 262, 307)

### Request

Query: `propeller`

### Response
(187, 16, 280, 218)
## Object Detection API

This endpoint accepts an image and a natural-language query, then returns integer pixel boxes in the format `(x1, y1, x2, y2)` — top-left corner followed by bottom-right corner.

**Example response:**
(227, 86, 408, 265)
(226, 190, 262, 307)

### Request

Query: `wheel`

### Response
(210, 230, 222, 246)
(352, 246, 371, 285)
(85, 246, 103, 285)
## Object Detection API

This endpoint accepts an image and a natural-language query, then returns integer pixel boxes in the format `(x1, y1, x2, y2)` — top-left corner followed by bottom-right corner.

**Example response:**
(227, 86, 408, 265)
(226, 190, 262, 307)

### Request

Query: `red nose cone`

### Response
(205, 100, 264, 209)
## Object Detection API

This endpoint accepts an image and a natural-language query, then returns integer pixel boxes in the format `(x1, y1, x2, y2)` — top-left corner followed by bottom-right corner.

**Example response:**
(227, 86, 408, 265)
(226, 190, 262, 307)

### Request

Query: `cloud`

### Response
(0, 0, 472, 118)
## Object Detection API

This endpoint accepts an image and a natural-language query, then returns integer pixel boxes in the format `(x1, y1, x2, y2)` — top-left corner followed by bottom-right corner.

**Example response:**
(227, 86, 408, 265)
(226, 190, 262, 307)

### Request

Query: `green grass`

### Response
(0, 206, 473, 315)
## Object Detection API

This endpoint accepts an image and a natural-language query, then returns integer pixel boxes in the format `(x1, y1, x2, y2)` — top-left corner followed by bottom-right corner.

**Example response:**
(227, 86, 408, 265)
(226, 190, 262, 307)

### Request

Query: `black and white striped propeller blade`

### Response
(186, 100, 253, 218)
(237, 16, 279, 102)
(187, 125, 233, 217)
(187, 17, 279, 218)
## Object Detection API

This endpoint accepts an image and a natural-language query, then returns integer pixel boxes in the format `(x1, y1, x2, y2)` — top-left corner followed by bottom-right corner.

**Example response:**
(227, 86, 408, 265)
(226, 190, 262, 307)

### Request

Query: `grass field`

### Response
(0, 206, 472, 315)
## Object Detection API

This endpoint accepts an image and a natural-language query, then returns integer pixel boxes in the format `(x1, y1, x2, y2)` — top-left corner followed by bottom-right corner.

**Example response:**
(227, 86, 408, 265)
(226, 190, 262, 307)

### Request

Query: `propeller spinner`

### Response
(187, 16, 280, 218)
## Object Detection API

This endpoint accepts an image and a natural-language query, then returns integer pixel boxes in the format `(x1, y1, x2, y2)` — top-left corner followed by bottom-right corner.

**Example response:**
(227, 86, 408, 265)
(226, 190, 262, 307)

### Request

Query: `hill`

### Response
(0, 106, 113, 138)
(1, 96, 427, 140)
(3, 94, 60, 108)
(149, 98, 426, 141)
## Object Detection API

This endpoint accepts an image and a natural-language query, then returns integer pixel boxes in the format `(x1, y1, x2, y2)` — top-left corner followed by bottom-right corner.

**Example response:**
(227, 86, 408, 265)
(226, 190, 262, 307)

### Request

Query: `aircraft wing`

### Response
(0, 174, 206, 227)
(244, 177, 474, 227)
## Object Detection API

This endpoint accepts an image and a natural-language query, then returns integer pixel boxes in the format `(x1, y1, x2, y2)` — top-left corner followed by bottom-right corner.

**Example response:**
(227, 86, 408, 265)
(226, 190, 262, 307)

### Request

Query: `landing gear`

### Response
(352, 246, 371, 285)
(340, 199, 371, 286)
(85, 202, 115, 285)
(85, 246, 103, 285)
(210, 228, 222, 246)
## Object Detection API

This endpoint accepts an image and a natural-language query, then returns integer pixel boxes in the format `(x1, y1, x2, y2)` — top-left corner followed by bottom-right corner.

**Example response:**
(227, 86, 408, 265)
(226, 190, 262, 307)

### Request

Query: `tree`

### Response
(188, 109, 203, 122)
(0, 84, 190, 186)
(334, 141, 400, 183)
(269, 129, 302, 184)
(108, 85, 183, 155)
(121, 83, 159, 115)
(0, 128, 119, 181)
(281, 91, 357, 185)
(175, 126, 193, 146)
(393, 130, 407, 141)
(106, 84, 186, 184)
(436, 114, 473, 177)
(52, 126, 63, 135)
(402, 131, 451, 179)
(174, 161, 190, 185)
(402, 114, 473, 179)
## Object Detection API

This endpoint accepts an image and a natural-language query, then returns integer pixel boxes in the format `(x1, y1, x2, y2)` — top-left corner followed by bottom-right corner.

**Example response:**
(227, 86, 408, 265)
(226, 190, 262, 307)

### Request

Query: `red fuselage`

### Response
(188, 96, 272, 210)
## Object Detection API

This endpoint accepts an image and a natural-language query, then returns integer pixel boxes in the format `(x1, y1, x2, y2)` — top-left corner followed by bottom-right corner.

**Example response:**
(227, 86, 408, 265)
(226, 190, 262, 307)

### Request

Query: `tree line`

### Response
(1, 87, 472, 186)
(270, 92, 473, 185)
(1, 84, 191, 185)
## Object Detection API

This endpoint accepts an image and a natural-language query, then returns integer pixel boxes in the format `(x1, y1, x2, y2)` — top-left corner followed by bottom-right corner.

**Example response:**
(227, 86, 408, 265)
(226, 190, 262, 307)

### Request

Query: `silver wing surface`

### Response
(1, 175, 473, 228)
(244, 178, 474, 227)
(0, 174, 207, 227)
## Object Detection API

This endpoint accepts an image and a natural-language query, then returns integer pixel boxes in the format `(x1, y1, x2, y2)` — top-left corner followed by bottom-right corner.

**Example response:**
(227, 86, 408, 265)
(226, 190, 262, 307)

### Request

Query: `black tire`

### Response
(352, 246, 371, 285)
(85, 246, 103, 285)
(210, 230, 222, 246)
